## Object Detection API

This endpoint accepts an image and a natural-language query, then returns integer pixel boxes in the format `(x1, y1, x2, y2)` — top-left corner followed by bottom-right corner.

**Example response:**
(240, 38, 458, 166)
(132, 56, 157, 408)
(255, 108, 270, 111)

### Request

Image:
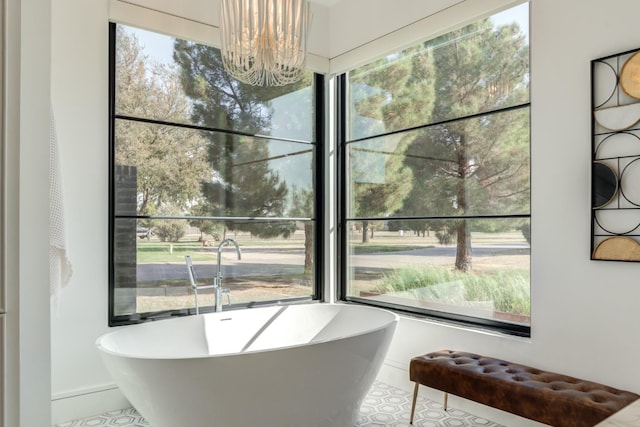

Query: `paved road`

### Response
(136, 243, 529, 282)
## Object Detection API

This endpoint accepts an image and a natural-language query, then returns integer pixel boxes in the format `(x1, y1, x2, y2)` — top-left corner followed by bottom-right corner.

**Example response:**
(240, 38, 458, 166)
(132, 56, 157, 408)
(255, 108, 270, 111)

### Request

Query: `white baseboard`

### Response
(51, 384, 129, 425)
(377, 359, 413, 392)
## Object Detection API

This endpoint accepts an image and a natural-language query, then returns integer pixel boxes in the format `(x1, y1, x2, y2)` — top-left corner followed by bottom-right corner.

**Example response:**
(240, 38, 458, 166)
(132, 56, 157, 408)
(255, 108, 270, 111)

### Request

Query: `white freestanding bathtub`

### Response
(96, 303, 398, 427)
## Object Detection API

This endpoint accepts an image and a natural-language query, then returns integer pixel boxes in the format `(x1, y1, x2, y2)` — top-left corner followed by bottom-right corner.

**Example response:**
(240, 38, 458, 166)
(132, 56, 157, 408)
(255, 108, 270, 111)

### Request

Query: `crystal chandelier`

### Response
(220, 0, 311, 86)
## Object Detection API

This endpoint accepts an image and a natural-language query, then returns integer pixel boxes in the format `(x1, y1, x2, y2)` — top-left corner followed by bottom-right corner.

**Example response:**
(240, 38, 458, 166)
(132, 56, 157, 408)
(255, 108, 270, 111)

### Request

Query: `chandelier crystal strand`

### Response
(220, 0, 311, 86)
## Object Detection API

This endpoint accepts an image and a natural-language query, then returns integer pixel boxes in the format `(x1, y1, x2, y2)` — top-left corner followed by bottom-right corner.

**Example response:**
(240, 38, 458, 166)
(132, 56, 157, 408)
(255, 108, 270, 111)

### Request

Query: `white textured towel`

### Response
(50, 107, 72, 301)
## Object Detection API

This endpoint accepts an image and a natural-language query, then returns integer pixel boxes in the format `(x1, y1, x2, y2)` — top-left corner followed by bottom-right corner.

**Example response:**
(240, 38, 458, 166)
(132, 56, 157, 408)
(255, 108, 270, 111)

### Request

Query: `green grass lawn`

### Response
(135, 232, 308, 263)
(136, 241, 216, 263)
(350, 244, 434, 254)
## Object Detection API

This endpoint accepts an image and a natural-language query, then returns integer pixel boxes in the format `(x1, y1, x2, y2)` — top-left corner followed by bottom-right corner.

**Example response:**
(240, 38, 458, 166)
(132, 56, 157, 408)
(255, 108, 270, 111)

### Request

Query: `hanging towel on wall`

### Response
(49, 106, 73, 303)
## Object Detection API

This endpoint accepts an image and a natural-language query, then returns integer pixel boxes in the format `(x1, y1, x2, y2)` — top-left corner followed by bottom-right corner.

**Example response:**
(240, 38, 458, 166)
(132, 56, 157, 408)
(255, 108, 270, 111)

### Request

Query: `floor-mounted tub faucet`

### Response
(185, 254, 213, 315)
(215, 238, 241, 312)
(184, 255, 206, 314)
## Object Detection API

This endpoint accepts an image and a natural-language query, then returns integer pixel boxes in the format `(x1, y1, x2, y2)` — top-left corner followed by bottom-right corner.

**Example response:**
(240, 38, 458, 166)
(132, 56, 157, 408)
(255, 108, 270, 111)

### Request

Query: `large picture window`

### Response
(339, 3, 531, 335)
(109, 23, 323, 325)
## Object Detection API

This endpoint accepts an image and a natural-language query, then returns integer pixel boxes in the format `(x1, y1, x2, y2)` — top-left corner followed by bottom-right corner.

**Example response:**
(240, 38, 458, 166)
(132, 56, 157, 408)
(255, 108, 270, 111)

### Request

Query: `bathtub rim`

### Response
(96, 302, 399, 360)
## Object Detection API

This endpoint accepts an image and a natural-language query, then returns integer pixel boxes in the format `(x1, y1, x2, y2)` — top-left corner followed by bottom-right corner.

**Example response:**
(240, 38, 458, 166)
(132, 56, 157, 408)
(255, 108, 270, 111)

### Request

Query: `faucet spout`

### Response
(217, 238, 242, 266)
(214, 238, 241, 312)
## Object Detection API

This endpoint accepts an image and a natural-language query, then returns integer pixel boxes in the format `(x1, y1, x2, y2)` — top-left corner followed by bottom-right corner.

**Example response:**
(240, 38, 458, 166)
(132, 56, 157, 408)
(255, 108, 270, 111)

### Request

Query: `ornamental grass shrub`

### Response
(375, 266, 530, 315)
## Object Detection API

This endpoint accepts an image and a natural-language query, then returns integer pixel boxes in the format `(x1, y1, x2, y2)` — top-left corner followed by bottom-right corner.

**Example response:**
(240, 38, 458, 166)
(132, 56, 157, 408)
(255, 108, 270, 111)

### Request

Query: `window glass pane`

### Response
(114, 120, 315, 218)
(114, 218, 315, 316)
(113, 119, 210, 217)
(346, 107, 530, 218)
(344, 218, 530, 325)
(346, 134, 412, 219)
(114, 25, 315, 142)
(110, 23, 319, 323)
(342, 2, 530, 331)
(348, 4, 529, 140)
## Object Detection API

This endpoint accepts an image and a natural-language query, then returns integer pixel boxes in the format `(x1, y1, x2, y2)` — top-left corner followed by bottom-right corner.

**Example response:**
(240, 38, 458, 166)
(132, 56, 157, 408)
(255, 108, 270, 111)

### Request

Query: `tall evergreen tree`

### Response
(173, 40, 311, 238)
(290, 187, 314, 276)
(348, 45, 436, 242)
(402, 19, 530, 271)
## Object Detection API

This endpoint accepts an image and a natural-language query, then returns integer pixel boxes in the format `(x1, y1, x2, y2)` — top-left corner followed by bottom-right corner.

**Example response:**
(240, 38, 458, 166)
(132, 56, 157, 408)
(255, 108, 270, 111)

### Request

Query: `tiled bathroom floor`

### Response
(54, 381, 502, 427)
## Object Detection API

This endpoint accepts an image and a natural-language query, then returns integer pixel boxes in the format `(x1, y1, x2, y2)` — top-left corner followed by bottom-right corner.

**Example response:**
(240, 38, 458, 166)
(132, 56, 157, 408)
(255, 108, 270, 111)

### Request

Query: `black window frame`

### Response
(336, 15, 531, 337)
(108, 22, 325, 326)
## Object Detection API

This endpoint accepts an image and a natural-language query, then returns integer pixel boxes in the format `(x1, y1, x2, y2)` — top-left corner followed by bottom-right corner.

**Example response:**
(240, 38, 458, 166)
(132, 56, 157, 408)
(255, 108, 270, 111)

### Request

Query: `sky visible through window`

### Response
(492, 2, 529, 43)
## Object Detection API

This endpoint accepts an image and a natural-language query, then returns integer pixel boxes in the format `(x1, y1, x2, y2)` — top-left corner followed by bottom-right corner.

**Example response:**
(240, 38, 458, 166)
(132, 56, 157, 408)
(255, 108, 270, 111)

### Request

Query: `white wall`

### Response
(49, 0, 640, 424)
(530, 0, 640, 381)
(4, 0, 52, 424)
(49, 0, 130, 422)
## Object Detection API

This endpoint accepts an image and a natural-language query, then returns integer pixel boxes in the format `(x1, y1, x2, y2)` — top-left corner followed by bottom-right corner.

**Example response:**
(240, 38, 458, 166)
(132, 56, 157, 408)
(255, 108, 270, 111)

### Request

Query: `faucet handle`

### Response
(222, 288, 231, 305)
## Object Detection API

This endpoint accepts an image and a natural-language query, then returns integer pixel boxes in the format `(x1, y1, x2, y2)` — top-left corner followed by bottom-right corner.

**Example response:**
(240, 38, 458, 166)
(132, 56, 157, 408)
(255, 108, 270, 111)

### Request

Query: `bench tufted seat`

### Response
(409, 350, 640, 427)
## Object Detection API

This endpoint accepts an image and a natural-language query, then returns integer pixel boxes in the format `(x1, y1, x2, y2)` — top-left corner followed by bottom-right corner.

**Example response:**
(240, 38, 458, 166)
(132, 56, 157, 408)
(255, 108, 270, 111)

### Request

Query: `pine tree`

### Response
(290, 187, 314, 276)
(173, 40, 312, 238)
(402, 19, 530, 271)
(348, 45, 436, 242)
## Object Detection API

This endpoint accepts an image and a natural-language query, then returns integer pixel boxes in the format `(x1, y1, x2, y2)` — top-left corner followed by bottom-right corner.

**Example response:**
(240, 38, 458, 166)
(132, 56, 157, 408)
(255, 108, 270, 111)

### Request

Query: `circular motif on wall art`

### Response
(594, 103, 640, 131)
(592, 161, 618, 208)
(593, 209, 640, 235)
(593, 236, 640, 261)
(594, 131, 640, 159)
(620, 157, 640, 206)
(593, 60, 618, 108)
(620, 52, 640, 99)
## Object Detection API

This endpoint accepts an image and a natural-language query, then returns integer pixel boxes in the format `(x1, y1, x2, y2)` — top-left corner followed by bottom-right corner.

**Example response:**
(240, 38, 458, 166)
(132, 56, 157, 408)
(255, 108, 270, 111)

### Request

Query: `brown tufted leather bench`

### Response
(409, 350, 640, 427)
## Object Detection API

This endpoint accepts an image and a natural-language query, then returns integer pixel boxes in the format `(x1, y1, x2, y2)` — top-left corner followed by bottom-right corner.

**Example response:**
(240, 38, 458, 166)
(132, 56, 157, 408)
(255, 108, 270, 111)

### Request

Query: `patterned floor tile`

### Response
(356, 382, 502, 427)
(54, 382, 502, 427)
(54, 408, 148, 427)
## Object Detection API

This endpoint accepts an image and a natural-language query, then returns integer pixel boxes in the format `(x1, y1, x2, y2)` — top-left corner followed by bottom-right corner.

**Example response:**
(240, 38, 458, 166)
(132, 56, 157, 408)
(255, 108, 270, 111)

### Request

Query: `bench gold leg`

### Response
(410, 382, 419, 424)
(444, 392, 448, 411)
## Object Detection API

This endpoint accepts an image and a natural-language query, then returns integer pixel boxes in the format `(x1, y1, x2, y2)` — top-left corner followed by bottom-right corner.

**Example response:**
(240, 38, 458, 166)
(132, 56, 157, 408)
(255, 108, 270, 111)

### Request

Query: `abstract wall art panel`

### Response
(592, 48, 640, 262)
